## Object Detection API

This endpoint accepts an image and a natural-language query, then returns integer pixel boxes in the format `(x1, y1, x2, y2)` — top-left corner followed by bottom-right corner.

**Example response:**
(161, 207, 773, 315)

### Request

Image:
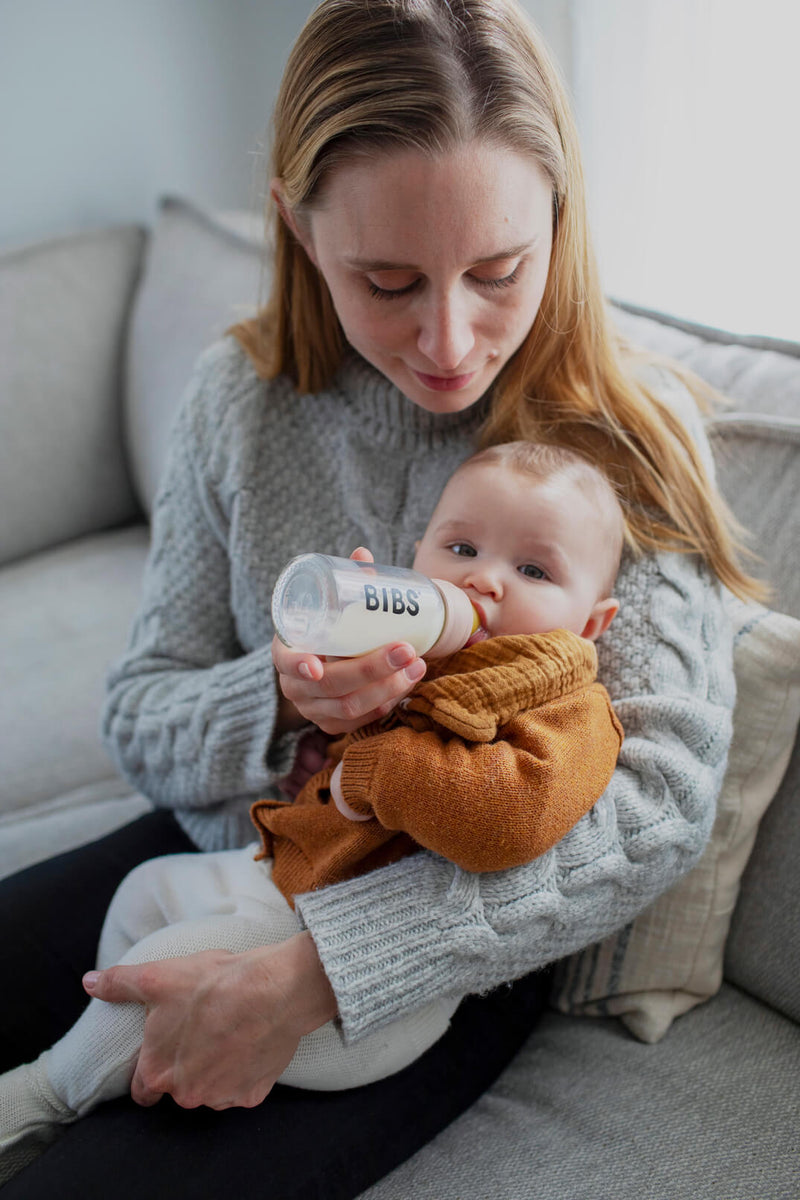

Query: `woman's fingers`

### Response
(83, 962, 150, 1004)
(311, 660, 425, 729)
(272, 636, 427, 734)
(271, 638, 325, 684)
(85, 936, 337, 1111)
(130, 1059, 167, 1108)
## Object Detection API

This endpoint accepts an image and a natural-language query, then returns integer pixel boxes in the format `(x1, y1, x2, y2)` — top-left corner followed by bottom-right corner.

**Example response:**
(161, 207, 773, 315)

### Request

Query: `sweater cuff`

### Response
(294, 855, 480, 1042)
(339, 740, 382, 816)
(266, 723, 307, 780)
(209, 643, 279, 789)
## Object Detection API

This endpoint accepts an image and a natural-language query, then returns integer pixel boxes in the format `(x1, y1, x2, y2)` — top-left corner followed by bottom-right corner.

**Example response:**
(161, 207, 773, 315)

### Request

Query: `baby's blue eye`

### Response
(449, 543, 477, 557)
(519, 563, 546, 580)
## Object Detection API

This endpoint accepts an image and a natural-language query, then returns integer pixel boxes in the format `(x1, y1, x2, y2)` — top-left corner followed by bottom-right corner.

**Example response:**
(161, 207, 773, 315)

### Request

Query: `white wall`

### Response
(0, 0, 316, 245)
(0, 0, 572, 248)
(571, 0, 800, 339)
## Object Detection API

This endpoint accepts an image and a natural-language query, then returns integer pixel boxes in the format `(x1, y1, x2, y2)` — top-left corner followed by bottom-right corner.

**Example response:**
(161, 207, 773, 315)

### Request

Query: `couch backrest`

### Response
(724, 737, 800, 1023)
(711, 416, 800, 1023)
(124, 195, 264, 514)
(0, 225, 145, 566)
(708, 415, 800, 622)
(619, 301, 800, 1023)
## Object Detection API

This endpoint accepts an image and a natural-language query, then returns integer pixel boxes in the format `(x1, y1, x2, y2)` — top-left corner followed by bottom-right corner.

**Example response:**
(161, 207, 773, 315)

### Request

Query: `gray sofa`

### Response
(1, 196, 798, 1198)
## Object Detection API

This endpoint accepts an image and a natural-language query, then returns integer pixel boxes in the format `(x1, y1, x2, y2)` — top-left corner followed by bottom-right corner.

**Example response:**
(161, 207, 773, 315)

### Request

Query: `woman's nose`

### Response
(417, 290, 475, 371)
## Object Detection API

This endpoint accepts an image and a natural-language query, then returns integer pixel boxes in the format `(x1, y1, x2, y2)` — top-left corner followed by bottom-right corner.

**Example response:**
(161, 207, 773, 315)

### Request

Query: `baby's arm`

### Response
(330, 684, 623, 872)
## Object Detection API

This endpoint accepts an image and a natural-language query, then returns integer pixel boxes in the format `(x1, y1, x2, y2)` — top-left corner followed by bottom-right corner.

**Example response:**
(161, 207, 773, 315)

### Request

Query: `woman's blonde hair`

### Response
(231, 0, 763, 601)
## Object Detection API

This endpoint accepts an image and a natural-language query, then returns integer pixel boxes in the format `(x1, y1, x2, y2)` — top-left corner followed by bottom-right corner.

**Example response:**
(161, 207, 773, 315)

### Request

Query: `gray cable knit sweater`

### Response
(102, 337, 735, 1041)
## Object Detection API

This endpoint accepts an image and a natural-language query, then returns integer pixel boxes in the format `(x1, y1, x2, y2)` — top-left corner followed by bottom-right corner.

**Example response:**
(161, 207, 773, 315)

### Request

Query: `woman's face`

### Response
(286, 141, 555, 413)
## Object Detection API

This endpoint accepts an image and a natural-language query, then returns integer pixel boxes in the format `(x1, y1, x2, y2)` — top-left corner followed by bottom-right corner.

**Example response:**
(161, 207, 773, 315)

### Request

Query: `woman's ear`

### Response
(270, 178, 317, 265)
(580, 598, 619, 643)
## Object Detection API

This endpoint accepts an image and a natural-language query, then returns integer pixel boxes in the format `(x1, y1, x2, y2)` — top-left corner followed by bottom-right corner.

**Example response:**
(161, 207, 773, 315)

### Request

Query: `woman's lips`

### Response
(412, 369, 477, 392)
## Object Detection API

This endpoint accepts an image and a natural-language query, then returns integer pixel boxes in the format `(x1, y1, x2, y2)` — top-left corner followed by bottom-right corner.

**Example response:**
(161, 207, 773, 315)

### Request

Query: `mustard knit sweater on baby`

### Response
(252, 631, 624, 903)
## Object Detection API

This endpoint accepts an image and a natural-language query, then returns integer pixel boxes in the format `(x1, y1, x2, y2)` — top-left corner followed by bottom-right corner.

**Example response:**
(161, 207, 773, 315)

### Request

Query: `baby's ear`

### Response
(580, 598, 619, 643)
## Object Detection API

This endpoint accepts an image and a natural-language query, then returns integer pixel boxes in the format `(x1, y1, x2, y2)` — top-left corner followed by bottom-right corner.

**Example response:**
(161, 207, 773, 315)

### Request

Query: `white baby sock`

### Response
(0, 1057, 74, 1184)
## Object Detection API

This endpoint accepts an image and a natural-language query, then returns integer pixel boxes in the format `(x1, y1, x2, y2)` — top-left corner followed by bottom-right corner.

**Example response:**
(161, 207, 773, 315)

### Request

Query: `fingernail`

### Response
(405, 659, 426, 683)
(298, 662, 313, 680)
(388, 644, 414, 669)
(83, 971, 100, 991)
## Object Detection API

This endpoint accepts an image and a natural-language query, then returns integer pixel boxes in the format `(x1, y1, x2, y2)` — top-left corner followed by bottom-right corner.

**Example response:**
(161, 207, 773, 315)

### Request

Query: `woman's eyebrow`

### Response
(345, 240, 537, 271)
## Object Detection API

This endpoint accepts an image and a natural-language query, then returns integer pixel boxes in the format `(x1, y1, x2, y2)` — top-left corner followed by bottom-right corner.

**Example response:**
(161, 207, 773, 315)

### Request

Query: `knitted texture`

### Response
(7, 854, 457, 1133)
(102, 338, 735, 1040)
(0, 1058, 71, 1185)
(251, 630, 623, 897)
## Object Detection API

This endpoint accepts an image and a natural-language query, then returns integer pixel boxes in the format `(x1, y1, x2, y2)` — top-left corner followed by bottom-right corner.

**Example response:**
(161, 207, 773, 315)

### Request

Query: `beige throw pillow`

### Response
(551, 598, 800, 1043)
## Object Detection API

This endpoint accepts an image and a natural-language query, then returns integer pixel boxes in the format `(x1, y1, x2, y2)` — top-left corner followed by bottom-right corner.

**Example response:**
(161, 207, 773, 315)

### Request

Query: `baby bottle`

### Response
(272, 553, 479, 659)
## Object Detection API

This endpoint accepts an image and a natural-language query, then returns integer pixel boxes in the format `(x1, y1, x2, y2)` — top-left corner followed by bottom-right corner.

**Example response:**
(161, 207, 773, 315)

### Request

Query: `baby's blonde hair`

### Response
(454, 442, 624, 597)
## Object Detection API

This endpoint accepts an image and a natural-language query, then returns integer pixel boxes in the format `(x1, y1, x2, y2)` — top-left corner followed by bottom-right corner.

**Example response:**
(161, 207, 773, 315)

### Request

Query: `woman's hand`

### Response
(273, 638, 426, 736)
(272, 547, 427, 736)
(82, 932, 337, 1110)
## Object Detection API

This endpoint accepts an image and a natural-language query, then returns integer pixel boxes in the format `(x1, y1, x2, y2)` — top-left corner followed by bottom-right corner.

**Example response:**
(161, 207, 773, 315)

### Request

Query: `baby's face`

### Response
(413, 463, 618, 642)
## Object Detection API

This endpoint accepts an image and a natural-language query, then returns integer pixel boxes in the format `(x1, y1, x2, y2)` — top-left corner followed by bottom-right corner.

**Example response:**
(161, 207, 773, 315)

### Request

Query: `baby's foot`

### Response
(0, 1059, 74, 1184)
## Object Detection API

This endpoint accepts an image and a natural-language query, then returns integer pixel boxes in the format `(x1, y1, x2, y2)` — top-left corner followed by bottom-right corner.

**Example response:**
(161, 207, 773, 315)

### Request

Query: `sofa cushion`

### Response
(0, 224, 145, 566)
(708, 414, 800, 620)
(725, 734, 800, 1025)
(358, 985, 799, 1200)
(550, 411, 800, 1041)
(551, 599, 800, 1041)
(124, 195, 264, 513)
(612, 300, 800, 422)
(0, 780, 151, 882)
(0, 524, 150, 818)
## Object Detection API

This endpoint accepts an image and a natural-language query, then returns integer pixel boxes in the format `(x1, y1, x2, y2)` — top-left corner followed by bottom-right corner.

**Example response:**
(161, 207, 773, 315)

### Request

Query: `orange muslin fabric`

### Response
(251, 630, 623, 906)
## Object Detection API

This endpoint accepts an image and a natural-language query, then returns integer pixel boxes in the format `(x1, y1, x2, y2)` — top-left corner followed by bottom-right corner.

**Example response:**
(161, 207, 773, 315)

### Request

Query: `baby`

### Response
(0, 441, 624, 1178)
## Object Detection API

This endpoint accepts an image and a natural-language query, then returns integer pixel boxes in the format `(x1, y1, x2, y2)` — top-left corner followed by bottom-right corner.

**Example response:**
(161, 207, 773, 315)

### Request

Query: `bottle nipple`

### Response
(427, 581, 481, 658)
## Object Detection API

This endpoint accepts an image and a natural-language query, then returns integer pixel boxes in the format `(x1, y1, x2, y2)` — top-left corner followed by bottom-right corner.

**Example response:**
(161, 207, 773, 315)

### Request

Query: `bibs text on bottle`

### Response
(272, 554, 479, 659)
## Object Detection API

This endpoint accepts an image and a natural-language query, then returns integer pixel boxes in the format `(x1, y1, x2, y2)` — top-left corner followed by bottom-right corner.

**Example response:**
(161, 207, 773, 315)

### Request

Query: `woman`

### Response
(0, 0, 759, 1195)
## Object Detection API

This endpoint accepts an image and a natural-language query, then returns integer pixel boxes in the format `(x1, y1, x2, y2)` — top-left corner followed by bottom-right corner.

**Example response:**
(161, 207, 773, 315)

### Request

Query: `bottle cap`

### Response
(428, 580, 480, 658)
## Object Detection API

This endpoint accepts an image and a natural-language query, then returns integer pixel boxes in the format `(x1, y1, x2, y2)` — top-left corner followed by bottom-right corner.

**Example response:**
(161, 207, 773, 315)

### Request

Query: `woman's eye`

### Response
(367, 278, 420, 301)
(471, 265, 521, 292)
(519, 563, 546, 580)
(449, 543, 477, 558)
(368, 264, 521, 300)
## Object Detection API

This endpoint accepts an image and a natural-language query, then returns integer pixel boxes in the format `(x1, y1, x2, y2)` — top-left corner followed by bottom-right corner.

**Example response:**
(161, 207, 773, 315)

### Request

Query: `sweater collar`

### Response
(333, 352, 492, 444)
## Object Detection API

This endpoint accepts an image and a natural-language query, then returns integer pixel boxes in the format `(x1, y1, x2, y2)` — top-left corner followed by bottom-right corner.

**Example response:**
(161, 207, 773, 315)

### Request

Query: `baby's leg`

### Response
(1, 849, 457, 1182)
(0, 910, 297, 1183)
(0, 848, 293, 1183)
(48, 909, 301, 1115)
(96, 843, 292, 966)
(98, 850, 459, 1091)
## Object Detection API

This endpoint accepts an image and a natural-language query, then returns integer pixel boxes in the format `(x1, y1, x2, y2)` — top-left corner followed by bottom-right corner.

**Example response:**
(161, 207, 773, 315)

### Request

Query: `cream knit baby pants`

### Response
(38, 846, 459, 1117)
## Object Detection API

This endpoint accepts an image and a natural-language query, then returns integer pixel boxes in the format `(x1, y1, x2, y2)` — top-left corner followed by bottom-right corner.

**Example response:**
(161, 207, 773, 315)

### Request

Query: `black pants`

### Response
(0, 812, 549, 1200)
